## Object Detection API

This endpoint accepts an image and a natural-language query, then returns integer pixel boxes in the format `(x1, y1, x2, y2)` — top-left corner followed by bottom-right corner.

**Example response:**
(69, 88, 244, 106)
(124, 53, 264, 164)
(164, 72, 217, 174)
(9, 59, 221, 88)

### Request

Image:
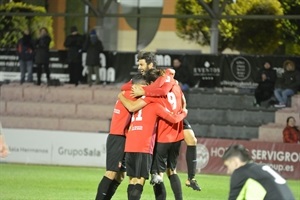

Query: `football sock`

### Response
(169, 174, 182, 200)
(129, 184, 143, 200)
(186, 145, 197, 180)
(95, 176, 113, 200)
(127, 184, 135, 200)
(153, 182, 167, 200)
(105, 179, 121, 200)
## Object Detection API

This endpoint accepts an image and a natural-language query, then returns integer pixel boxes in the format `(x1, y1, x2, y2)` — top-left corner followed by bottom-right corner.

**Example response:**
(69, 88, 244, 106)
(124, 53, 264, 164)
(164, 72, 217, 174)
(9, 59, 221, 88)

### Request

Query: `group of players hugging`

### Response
(95, 52, 201, 200)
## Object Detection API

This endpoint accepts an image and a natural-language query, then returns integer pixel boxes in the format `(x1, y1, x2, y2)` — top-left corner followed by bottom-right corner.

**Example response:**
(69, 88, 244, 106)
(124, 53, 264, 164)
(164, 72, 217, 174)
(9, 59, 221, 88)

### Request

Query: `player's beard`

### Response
(139, 66, 151, 75)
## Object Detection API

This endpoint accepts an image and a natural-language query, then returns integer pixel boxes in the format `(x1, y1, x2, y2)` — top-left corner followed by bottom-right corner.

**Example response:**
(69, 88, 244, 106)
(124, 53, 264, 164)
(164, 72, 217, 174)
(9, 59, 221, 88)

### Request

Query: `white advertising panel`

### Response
(1, 129, 108, 167)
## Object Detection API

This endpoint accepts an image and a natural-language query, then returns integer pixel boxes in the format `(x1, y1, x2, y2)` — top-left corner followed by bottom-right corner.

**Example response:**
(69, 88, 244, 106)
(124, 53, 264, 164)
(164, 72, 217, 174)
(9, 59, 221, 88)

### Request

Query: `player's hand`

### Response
(182, 108, 188, 114)
(0, 136, 9, 158)
(131, 85, 145, 97)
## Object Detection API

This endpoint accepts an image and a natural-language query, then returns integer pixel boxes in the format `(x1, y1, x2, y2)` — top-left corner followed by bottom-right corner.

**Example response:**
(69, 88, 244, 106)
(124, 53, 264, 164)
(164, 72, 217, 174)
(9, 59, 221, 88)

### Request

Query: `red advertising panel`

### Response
(177, 138, 300, 179)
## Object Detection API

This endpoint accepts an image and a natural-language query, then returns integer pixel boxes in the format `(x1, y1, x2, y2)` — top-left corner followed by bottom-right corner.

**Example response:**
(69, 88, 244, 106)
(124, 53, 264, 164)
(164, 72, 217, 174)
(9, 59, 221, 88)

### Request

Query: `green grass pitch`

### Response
(0, 163, 299, 200)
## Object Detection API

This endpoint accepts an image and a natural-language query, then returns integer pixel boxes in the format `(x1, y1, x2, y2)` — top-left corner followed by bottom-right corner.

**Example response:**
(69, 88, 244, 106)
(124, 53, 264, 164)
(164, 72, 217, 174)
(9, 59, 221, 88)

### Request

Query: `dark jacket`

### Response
(64, 34, 84, 63)
(83, 34, 104, 66)
(17, 34, 34, 61)
(173, 65, 193, 87)
(256, 68, 277, 90)
(34, 35, 51, 64)
(277, 70, 300, 92)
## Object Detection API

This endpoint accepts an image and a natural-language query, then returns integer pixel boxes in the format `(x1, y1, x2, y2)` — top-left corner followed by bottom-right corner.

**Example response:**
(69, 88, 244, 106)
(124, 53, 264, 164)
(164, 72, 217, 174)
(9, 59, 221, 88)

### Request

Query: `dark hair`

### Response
(144, 68, 165, 84)
(286, 116, 295, 124)
(173, 56, 182, 63)
(283, 60, 295, 70)
(137, 51, 157, 68)
(70, 26, 78, 33)
(131, 73, 147, 85)
(222, 144, 252, 163)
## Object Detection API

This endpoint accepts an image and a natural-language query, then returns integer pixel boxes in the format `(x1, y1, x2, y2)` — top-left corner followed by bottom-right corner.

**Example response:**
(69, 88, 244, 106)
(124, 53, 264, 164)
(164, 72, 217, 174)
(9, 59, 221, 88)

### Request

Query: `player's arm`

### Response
(118, 92, 147, 112)
(182, 92, 187, 109)
(155, 104, 187, 124)
(131, 76, 174, 97)
(121, 80, 132, 91)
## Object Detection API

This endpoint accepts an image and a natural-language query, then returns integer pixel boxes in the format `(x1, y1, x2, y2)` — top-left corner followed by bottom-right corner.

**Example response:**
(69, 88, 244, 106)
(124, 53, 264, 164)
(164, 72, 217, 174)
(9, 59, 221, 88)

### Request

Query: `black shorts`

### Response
(183, 119, 192, 130)
(125, 153, 152, 179)
(151, 141, 181, 174)
(106, 134, 126, 172)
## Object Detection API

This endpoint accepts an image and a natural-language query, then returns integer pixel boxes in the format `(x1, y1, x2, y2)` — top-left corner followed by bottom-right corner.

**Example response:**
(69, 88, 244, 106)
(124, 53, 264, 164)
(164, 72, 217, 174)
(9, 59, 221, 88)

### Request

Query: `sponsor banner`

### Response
(177, 138, 300, 179)
(192, 55, 222, 88)
(1, 129, 108, 167)
(220, 55, 259, 88)
(3, 129, 52, 164)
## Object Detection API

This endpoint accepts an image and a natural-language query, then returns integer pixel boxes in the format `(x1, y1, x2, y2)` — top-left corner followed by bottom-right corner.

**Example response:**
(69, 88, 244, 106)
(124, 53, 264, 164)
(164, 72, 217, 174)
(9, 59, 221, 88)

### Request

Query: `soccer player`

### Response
(122, 76, 187, 200)
(124, 51, 201, 191)
(95, 74, 144, 200)
(222, 144, 295, 200)
(119, 68, 185, 200)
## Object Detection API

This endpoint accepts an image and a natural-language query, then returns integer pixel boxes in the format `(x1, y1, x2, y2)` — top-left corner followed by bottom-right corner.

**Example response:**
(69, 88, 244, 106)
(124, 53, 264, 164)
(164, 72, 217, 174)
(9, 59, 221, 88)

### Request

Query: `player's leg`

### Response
(95, 135, 126, 200)
(150, 143, 169, 185)
(104, 167, 126, 199)
(151, 143, 170, 200)
(129, 178, 145, 200)
(166, 141, 183, 200)
(183, 119, 201, 191)
(126, 153, 151, 200)
(153, 183, 167, 200)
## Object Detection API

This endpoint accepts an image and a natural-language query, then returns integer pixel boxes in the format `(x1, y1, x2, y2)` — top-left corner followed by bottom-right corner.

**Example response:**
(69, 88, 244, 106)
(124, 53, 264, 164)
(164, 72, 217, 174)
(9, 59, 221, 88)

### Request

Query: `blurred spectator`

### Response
(282, 116, 300, 143)
(83, 29, 104, 86)
(253, 61, 277, 107)
(172, 57, 193, 92)
(274, 60, 300, 108)
(17, 29, 34, 84)
(64, 26, 84, 86)
(35, 27, 51, 86)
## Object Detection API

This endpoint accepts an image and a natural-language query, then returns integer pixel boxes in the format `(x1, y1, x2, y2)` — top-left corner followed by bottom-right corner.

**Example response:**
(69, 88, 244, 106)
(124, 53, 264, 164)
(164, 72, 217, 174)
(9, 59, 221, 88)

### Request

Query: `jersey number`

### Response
(131, 109, 143, 122)
(167, 92, 177, 110)
(262, 165, 286, 184)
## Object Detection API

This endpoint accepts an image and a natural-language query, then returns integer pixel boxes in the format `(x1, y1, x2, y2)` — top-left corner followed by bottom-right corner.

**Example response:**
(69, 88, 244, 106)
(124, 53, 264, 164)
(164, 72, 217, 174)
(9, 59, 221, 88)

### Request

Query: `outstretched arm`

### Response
(156, 104, 187, 124)
(118, 92, 147, 112)
(131, 76, 174, 97)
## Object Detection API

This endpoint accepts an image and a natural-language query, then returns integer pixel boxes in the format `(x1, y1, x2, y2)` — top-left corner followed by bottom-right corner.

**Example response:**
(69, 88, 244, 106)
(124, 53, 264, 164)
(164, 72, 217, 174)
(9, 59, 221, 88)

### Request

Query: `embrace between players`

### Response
(95, 52, 201, 200)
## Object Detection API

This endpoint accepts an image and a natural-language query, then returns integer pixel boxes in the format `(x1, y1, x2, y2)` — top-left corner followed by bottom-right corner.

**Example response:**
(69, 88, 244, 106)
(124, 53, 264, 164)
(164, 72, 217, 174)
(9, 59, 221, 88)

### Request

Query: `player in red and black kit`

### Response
(95, 75, 144, 200)
(120, 75, 187, 200)
(122, 51, 201, 191)
(119, 68, 186, 200)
